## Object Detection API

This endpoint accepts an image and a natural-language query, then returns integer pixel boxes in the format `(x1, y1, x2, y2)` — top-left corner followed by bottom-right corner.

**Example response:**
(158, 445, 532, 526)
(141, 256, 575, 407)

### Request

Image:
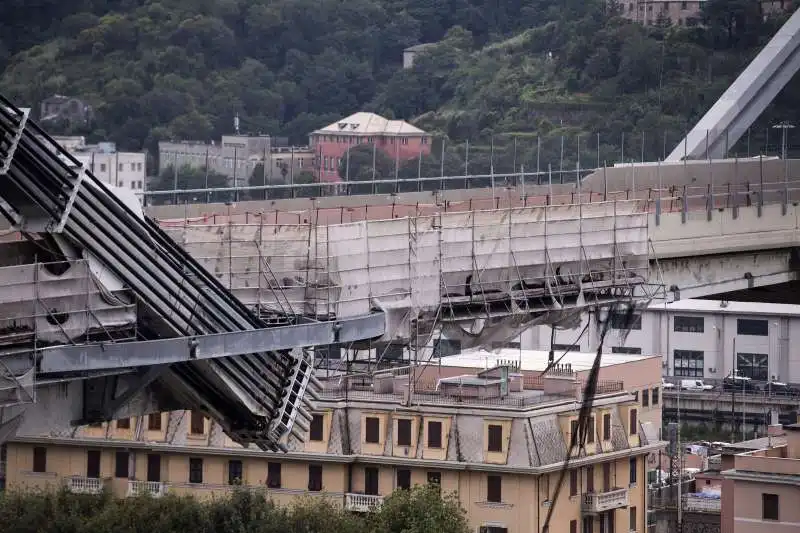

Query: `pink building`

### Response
(309, 112, 432, 183)
(722, 423, 800, 533)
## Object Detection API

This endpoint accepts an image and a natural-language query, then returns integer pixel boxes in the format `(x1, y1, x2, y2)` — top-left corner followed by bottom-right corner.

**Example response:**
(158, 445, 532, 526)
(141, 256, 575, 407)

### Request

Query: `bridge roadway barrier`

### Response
(661, 388, 799, 431)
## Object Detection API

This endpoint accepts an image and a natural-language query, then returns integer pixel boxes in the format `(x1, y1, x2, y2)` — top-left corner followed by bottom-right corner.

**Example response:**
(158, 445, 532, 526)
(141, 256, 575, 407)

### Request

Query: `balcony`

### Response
(64, 476, 104, 494)
(127, 480, 166, 498)
(582, 488, 629, 514)
(345, 493, 384, 513)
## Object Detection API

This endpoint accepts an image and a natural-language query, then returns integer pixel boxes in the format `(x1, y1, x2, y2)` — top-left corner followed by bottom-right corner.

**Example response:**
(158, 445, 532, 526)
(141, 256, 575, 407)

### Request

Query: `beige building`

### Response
(721, 423, 800, 532)
(0, 361, 663, 533)
(618, 0, 792, 27)
(159, 136, 313, 187)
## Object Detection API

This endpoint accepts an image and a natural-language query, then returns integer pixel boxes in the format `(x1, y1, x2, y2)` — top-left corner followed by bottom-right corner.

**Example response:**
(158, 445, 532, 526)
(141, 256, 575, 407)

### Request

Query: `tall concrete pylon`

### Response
(667, 8, 800, 161)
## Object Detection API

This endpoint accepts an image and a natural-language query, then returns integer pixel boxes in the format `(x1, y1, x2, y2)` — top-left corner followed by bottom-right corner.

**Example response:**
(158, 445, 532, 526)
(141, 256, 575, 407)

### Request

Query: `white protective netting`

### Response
(160, 199, 651, 346)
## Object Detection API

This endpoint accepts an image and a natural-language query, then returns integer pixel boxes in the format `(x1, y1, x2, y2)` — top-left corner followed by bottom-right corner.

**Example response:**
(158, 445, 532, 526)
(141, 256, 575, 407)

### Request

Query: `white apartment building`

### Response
(518, 300, 800, 384)
(49, 136, 146, 192)
(71, 151, 146, 191)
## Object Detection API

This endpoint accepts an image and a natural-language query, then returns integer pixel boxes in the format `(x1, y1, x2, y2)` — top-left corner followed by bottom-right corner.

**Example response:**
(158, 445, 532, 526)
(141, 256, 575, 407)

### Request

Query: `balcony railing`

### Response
(127, 480, 166, 497)
(582, 488, 629, 514)
(65, 476, 104, 494)
(683, 494, 721, 513)
(345, 493, 384, 513)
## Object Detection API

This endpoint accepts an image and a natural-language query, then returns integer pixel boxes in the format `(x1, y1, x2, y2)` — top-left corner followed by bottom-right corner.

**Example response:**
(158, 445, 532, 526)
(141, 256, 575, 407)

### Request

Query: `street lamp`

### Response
(772, 122, 795, 159)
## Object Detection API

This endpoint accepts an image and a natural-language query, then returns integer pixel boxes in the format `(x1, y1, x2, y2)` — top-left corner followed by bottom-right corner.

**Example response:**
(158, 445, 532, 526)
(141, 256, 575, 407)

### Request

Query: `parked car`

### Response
(761, 380, 800, 396)
(680, 379, 714, 391)
(722, 375, 759, 393)
(662, 378, 675, 390)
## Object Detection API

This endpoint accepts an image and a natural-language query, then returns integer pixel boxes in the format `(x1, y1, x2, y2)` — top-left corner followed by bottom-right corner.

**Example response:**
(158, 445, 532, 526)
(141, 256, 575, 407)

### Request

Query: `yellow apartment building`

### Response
(0, 364, 664, 533)
(721, 423, 800, 533)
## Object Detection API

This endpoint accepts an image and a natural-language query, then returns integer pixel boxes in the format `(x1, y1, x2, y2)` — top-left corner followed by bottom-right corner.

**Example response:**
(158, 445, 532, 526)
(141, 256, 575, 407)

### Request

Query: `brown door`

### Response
(146, 454, 161, 482)
(86, 450, 101, 478)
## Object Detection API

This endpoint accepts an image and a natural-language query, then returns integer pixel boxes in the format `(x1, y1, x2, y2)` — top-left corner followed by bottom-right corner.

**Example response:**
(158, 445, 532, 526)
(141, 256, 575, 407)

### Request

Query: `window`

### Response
(100, 163, 106, 172)
(737, 353, 769, 381)
(267, 462, 281, 488)
(737, 318, 768, 336)
(365, 467, 379, 495)
(189, 458, 203, 484)
(569, 469, 578, 496)
(488, 424, 503, 452)
(629, 457, 637, 485)
(642, 389, 649, 407)
(610, 312, 641, 330)
(118, 163, 123, 171)
(587, 417, 595, 443)
(612, 346, 642, 354)
(130, 163, 136, 171)
(570, 520, 577, 533)
(552, 343, 579, 352)
(227, 460, 243, 485)
(681, 0, 688, 8)
(115, 451, 129, 478)
(487, 475, 502, 503)
(147, 413, 162, 431)
(310, 414, 324, 441)
(674, 350, 704, 378)
(570, 419, 579, 442)
(397, 419, 412, 446)
(674, 315, 704, 333)
(427, 421, 442, 448)
(629, 506, 637, 531)
(633, 390, 639, 402)
(33, 447, 46, 473)
(116, 418, 130, 429)
(432, 338, 460, 357)
(308, 465, 323, 491)
(427, 471, 441, 485)
(652, 387, 660, 405)
(365, 417, 380, 443)
(397, 469, 411, 490)
(629, 409, 638, 435)
(190, 411, 205, 434)
(762, 493, 779, 520)
(603, 413, 611, 440)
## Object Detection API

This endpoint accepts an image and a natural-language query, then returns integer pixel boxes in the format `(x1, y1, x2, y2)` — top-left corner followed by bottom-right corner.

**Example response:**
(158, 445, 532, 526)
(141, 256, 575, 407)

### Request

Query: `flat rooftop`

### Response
(438, 348, 655, 373)
(646, 299, 800, 317)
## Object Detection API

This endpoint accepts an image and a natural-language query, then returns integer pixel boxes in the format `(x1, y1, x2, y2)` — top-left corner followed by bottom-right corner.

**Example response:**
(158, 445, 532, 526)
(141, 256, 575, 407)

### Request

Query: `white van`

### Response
(680, 379, 713, 391)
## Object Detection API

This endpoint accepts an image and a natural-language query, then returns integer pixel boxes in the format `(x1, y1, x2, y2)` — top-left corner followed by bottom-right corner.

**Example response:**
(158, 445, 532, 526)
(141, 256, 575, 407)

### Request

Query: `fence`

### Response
(143, 128, 800, 205)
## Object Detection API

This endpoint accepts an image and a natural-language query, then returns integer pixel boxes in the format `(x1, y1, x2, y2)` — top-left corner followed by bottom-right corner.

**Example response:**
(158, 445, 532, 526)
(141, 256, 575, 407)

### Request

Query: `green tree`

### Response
(370, 485, 470, 533)
(338, 144, 395, 194)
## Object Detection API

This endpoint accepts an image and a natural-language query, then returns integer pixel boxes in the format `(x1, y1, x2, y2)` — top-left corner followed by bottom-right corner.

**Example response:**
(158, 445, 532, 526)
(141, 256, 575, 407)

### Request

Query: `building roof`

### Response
(404, 43, 437, 53)
(438, 348, 655, 373)
(12, 397, 661, 472)
(312, 112, 428, 137)
(646, 299, 800, 317)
